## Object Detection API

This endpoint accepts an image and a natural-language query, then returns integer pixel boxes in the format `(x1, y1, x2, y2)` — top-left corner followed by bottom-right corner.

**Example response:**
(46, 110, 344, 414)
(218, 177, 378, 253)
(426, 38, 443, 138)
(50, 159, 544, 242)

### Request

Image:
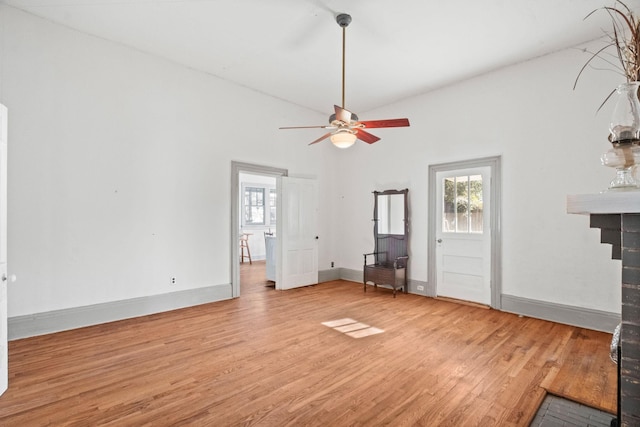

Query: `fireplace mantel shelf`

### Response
(567, 191, 640, 215)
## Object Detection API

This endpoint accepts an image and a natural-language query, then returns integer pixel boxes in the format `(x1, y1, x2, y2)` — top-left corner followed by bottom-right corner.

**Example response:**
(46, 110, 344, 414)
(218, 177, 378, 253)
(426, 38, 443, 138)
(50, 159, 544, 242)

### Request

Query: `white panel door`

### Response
(435, 166, 491, 305)
(0, 104, 8, 396)
(277, 176, 318, 290)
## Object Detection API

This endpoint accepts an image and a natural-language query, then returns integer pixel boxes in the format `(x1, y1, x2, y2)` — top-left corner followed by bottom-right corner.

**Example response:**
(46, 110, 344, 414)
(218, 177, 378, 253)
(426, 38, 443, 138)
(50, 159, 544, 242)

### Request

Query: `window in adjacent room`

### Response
(241, 184, 277, 228)
(244, 186, 265, 225)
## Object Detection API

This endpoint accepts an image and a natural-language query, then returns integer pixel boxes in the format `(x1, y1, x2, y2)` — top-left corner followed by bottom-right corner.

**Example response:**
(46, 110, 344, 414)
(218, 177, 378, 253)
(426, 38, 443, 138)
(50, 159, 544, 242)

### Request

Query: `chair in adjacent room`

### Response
(240, 233, 252, 264)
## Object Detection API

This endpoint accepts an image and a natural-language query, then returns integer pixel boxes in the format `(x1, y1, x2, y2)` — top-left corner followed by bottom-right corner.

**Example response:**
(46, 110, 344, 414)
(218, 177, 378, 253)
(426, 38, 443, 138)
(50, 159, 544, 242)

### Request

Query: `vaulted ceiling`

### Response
(3, 0, 625, 115)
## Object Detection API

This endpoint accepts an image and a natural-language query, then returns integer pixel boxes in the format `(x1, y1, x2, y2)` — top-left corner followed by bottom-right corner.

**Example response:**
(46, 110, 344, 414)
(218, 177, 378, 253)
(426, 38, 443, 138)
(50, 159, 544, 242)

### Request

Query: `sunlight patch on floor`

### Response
(322, 318, 384, 338)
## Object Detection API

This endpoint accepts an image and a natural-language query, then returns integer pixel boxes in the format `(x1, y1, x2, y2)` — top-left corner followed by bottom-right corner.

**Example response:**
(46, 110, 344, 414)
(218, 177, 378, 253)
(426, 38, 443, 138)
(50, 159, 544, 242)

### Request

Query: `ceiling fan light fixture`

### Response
(330, 130, 356, 148)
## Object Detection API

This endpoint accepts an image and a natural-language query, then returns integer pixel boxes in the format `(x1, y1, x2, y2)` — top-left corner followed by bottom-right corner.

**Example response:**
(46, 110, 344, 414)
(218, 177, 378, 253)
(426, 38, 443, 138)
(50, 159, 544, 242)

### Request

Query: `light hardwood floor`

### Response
(0, 262, 616, 426)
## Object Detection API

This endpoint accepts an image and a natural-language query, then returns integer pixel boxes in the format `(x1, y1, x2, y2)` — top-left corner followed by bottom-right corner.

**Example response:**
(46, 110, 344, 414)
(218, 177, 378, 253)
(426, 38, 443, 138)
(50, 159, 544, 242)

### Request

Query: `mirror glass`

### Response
(378, 194, 404, 234)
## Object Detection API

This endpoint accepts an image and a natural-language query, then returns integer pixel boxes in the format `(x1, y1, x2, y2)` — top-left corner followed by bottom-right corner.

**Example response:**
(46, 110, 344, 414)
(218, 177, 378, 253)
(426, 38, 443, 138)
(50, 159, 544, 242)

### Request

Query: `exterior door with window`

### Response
(435, 167, 491, 305)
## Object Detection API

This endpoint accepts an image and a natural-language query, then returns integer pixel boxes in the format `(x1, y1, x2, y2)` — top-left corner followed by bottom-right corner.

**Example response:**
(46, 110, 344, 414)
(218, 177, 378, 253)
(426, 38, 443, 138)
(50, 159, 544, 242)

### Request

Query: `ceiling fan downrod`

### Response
(336, 13, 351, 111)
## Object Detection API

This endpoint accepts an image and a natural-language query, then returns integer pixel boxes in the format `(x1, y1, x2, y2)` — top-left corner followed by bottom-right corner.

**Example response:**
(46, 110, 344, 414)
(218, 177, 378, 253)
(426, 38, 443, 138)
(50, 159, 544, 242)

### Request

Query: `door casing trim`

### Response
(427, 156, 502, 309)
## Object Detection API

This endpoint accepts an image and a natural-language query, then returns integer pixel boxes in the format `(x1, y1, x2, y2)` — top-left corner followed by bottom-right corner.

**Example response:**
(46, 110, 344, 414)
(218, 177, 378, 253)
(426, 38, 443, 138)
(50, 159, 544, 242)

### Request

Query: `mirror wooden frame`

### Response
(363, 189, 409, 297)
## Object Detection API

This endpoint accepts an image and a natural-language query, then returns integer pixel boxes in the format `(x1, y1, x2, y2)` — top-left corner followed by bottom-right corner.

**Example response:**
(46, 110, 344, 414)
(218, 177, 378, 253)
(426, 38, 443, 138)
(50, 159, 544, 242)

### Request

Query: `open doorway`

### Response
(230, 162, 287, 297)
(238, 172, 277, 294)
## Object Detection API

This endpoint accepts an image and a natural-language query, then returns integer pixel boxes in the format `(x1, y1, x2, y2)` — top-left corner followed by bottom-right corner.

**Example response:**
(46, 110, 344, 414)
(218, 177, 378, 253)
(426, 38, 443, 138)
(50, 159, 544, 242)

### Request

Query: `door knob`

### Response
(437, 239, 442, 243)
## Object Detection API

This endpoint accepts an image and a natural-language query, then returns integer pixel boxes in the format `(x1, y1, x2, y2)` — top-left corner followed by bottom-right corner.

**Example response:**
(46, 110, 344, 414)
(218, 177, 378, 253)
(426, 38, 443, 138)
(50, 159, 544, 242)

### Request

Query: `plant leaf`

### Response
(574, 42, 620, 89)
(596, 87, 617, 113)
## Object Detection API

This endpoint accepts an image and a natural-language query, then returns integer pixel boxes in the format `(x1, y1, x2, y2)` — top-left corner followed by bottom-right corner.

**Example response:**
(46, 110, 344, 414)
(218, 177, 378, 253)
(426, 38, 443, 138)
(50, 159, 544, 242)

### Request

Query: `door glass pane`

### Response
(456, 176, 469, 233)
(469, 175, 483, 233)
(442, 174, 483, 234)
(443, 177, 456, 232)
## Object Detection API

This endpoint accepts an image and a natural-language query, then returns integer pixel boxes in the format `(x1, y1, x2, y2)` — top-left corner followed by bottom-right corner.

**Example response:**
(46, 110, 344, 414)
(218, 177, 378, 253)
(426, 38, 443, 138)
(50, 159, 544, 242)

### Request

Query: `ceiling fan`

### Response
(280, 13, 410, 149)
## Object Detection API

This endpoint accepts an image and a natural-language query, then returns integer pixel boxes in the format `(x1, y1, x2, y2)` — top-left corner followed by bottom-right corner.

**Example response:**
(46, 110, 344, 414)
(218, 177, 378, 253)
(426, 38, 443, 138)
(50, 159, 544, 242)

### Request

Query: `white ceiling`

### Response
(2, 0, 629, 115)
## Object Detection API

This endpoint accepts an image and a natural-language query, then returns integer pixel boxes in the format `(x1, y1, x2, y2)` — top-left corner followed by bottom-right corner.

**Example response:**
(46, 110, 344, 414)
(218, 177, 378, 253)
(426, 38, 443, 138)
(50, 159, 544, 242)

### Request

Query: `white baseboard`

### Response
(8, 283, 232, 340)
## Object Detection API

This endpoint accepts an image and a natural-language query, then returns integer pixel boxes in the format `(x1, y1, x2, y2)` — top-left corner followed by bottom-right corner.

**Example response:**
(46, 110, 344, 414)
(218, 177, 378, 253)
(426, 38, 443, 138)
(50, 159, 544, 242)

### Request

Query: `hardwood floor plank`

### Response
(545, 328, 617, 414)
(0, 265, 616, 425)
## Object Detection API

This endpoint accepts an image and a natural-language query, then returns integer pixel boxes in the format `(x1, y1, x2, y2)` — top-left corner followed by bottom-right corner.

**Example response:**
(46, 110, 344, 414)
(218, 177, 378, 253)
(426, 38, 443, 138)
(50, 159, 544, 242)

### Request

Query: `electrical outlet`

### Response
(331, 261, 334, 268)
(417, 285, 424, 291)
(171, 277, 176, 285)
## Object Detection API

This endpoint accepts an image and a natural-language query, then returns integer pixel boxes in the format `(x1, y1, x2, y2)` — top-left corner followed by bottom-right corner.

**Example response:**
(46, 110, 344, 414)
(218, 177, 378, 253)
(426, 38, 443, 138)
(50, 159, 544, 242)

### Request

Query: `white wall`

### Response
(0, 5, 623, 323)
(337, 41, 623, 314)
(0, 6, 335, 317)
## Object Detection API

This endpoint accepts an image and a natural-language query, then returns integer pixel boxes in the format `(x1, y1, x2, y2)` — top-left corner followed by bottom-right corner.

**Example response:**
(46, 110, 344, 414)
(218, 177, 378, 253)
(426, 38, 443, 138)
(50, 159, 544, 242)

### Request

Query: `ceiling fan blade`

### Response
(280, 125, 333, 130)
(334, 105, 353, 123)
(308, 132, 333, 145)
(358, 118, 410, 129)
(355, 129, 380, 144)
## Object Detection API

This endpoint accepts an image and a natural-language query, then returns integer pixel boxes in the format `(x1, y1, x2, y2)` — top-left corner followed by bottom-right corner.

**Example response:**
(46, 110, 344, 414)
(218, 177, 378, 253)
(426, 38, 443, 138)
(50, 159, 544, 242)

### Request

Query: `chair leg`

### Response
(239, 237, 252, 264)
